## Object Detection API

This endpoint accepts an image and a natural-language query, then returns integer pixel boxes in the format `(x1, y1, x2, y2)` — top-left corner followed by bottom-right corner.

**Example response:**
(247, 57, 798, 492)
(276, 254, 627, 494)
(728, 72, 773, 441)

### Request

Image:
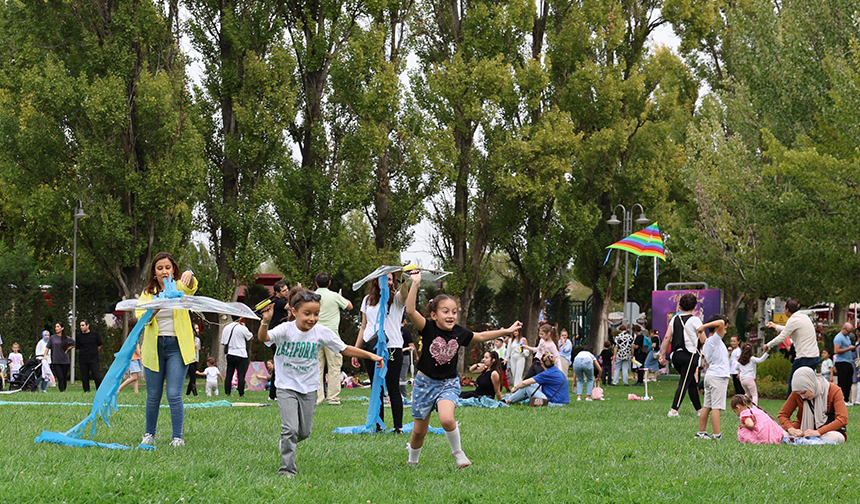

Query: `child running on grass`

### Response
(404, 268, 522, 469)
(197, 357, 223, 397)
(257, 288, 382, 477)
(731, 394, 784, 444)
(694, 314, 731, 440)
(736, 344, 770, 404)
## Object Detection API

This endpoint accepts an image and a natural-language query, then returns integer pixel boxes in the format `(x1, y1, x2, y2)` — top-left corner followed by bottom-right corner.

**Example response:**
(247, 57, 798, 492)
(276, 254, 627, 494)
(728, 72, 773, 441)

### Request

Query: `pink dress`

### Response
(737, 407, 784, 444)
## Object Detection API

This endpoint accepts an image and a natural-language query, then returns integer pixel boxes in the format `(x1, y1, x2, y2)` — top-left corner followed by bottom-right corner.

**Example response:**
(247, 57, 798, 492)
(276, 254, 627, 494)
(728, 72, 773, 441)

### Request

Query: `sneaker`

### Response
(141, 433, 156, 445)
(667, 410, 679, 418)
(452, 450, 471, 469)
(393, 428, 403, 435)
(406, 461, 419, 467)
(712, 434, 723, 440)
(694, 432, 712, 440)
(585, 397, 593, 401)
(169, 437, 185, 447)
(577, 397, 582, 401)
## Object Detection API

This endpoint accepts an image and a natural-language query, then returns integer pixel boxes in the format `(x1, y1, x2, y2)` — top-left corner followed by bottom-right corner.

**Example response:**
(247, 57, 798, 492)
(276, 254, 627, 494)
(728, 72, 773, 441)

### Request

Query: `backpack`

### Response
(642, 334, 652, 354)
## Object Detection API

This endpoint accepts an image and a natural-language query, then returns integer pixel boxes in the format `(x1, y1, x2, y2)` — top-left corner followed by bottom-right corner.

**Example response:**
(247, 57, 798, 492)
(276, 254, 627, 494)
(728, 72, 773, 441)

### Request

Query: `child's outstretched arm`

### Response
(405, 269, 426, 331)
(342, 346, 384, 368)
(472, 321, 523, 344)
(196, 370, 206, 376)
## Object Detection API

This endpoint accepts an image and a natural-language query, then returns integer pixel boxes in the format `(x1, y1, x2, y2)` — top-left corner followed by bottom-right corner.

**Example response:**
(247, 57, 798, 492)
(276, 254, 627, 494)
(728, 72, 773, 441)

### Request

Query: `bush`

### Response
(756, 375, 788, 400)
(756, 351, 792, 382)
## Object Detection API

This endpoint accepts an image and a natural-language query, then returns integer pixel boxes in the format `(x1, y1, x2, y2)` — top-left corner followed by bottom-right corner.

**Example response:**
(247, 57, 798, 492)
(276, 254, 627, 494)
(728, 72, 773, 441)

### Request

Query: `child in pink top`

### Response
(731, 395, 784, 444)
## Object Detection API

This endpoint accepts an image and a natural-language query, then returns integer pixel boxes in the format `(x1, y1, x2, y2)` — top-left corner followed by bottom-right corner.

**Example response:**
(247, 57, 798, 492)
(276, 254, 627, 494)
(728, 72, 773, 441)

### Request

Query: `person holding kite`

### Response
(404, 268, 522, 469)
(352, 272, 409, 432)
(139, 252, 198, 448)
(258, 288, 382, 477)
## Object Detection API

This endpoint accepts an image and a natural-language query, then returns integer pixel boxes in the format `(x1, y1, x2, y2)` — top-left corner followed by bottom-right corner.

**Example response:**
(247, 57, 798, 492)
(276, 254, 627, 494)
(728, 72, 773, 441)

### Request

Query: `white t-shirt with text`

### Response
(268, 320, 347, 394)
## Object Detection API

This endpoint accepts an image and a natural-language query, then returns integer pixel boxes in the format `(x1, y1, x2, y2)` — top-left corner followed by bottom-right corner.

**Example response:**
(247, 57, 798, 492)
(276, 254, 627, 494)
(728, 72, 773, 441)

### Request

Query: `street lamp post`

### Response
(70, 204, 87, 384)
(607, 204, 650, 326)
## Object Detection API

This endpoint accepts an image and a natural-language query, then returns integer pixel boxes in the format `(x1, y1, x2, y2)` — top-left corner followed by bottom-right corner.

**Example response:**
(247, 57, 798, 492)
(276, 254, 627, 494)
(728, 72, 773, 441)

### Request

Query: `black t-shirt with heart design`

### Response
(416, 318, 474, 380)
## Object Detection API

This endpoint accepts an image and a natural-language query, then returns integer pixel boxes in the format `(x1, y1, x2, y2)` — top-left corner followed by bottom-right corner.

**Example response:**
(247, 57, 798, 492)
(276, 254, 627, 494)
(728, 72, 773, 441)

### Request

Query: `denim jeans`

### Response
(786, 356, 821, 398)
(509, 382, 544, 403)
(573, 357, 595, 396)
(613, 359, 630, 385)
(144, 336, 187, 439)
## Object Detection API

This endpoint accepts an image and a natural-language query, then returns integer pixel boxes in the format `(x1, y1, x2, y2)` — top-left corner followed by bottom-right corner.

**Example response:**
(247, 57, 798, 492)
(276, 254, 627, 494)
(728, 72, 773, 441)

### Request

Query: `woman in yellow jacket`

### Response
(137, 252, 198, 448)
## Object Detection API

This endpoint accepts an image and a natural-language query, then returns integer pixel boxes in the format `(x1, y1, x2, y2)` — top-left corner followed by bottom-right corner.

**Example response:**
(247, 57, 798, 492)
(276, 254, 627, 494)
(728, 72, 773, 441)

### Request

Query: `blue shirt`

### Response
(533, 366, 570, 404)
(559, 339, 572, 364)
(834, 333, 854, 363)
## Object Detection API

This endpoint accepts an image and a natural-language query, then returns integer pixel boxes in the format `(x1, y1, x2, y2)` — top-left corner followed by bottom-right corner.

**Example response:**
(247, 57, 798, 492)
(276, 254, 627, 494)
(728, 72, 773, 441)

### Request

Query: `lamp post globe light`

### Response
(607, 204, 649, 326)
(70, 204, 87, 384)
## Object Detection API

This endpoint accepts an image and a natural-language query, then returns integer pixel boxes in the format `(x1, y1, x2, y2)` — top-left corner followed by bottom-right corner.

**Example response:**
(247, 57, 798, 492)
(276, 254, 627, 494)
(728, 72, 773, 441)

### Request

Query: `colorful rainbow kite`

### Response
(607, 223, 666, 260)
(604, 223, 666, 275)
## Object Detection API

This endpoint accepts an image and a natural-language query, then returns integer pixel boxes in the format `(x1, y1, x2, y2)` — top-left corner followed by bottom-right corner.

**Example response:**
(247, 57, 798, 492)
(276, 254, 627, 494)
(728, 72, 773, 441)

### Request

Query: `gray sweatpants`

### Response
(276, 388, 317, 476)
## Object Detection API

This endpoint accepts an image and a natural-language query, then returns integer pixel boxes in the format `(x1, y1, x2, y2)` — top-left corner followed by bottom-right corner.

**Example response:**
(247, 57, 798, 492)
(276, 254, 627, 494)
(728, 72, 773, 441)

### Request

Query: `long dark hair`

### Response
(56, 322, 69, 351)
(737, 344, 753, 366)
(487, 351, 503, 377)
(366, 274, 397, 308)
(145, 252, 180, 295)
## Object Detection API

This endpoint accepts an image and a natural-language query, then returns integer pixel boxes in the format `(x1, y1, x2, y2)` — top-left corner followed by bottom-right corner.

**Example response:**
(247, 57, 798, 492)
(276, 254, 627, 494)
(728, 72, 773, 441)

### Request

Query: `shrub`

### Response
(756, 351, 792, 382)
(756, 375, 788, 400)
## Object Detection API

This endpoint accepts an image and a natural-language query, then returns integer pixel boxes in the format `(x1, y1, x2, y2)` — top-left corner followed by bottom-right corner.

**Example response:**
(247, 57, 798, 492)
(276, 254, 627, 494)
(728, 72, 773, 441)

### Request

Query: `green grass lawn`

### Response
(1, 377, 858, 503)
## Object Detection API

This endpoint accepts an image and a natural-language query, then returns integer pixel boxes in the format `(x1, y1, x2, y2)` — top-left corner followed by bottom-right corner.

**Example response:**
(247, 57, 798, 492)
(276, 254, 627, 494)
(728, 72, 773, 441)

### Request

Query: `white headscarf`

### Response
(791, 367, 829, 431)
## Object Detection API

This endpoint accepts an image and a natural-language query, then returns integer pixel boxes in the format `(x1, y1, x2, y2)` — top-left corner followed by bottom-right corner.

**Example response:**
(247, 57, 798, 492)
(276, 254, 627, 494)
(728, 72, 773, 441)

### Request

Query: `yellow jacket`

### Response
(137, 278, 198, 373)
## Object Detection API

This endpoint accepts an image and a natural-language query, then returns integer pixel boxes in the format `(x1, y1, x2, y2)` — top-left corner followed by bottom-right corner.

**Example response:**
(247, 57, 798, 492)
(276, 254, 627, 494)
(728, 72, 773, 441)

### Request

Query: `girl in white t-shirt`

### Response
(735, 344, 770, 406)
(258, 288, 381, 477)
(8, 342, 24, 382)
(352, 273, 408, 433)
(196, 357, 223, 396)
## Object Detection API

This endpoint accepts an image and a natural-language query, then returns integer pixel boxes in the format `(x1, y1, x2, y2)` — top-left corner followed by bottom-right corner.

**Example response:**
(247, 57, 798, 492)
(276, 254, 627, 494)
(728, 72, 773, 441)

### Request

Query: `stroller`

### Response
(9, 357, 42, 391)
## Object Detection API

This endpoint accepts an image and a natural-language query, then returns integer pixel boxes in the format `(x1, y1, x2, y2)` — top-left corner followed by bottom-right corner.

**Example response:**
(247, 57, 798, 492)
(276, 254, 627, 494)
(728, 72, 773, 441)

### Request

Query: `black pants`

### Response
(79, 359, 102, 392)
(186, 361, 198, 396)
(671, 351, 701, 412)
(364, 348, 403, 430)
(225, 354, 249, 397)
(835, 361, 854, 403)
(52, 363, 70, 392)
(731, 374, 743, 396)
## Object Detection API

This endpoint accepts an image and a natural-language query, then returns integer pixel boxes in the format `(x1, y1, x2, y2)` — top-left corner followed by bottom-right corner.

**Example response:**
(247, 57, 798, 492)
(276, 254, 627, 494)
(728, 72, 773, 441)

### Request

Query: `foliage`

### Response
(0, 0, 205, 300)
(756, 351, 792, 384)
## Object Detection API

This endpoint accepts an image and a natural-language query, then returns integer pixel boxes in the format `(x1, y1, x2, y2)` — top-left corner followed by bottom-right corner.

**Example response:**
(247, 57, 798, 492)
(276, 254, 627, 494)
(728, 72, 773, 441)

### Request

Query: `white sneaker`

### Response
(141, 433, 155, 445)
(667, 410, 679, 418)
(452, 450, 471, 469)
(169, 438, 185, 447)
(585, 397, 593, 401)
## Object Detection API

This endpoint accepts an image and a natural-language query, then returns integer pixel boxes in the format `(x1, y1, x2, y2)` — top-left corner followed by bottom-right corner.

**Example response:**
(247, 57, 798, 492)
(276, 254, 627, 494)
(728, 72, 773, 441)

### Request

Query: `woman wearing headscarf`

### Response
(778, 367, 847, 444)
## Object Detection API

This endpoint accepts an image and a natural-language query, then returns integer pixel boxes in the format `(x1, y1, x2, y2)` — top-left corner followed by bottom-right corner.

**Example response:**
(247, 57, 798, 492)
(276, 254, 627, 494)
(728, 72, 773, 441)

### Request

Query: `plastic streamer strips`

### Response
(334, 276, 390, 434)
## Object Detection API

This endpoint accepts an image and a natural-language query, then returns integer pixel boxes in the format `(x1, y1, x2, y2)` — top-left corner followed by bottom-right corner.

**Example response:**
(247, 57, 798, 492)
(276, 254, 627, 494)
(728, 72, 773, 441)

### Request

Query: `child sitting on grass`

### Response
(694, 314, 732, 440)
(197, 357, 223, 397)
(258, 288, 382, 477)
(731, 394, 784, 444)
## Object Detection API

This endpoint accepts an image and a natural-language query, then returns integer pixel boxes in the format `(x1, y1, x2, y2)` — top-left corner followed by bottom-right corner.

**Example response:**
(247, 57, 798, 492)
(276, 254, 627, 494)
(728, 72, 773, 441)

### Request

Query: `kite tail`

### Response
(64, 310, 154, 439)
(634, 256, 640, 276)
(365, 276, 390, 431)
(603, 250, 612, 266)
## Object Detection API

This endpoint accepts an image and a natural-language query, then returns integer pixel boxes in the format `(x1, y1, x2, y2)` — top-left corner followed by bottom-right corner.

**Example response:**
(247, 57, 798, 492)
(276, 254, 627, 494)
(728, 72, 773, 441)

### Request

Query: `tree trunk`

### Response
(521, 278, 544, 346)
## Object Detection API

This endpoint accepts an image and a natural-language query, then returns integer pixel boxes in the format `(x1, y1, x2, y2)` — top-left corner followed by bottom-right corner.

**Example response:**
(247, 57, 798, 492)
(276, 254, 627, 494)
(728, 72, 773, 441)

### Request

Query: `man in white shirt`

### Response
(314, 271, 353, 406)
(222, 317, 253, 397)
(765, 299, 820, 397)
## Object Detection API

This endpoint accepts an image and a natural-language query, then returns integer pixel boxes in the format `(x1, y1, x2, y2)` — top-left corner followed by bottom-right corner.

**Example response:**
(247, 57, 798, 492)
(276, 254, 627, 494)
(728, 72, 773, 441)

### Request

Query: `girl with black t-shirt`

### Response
(460, 351, 503, 400)
(403, 269, 522, 469)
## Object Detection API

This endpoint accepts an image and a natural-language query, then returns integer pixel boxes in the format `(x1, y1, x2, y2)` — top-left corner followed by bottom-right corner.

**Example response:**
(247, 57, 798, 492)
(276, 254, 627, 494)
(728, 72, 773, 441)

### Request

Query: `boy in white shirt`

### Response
(695, 314, 732, 440)
(257, 288, 382, 477)
(197, 357, 223, 396)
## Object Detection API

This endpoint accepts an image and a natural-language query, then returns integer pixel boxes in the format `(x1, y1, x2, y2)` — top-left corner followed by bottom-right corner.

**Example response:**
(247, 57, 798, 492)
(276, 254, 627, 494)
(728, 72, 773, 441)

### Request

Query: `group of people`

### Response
(657, 294, 848, 444)
(6, 320, 103, 393)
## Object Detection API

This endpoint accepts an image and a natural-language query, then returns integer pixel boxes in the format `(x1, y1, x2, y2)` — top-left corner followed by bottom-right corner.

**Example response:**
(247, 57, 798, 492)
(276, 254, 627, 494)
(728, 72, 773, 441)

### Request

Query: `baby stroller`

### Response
(9, 357, 42, 391)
